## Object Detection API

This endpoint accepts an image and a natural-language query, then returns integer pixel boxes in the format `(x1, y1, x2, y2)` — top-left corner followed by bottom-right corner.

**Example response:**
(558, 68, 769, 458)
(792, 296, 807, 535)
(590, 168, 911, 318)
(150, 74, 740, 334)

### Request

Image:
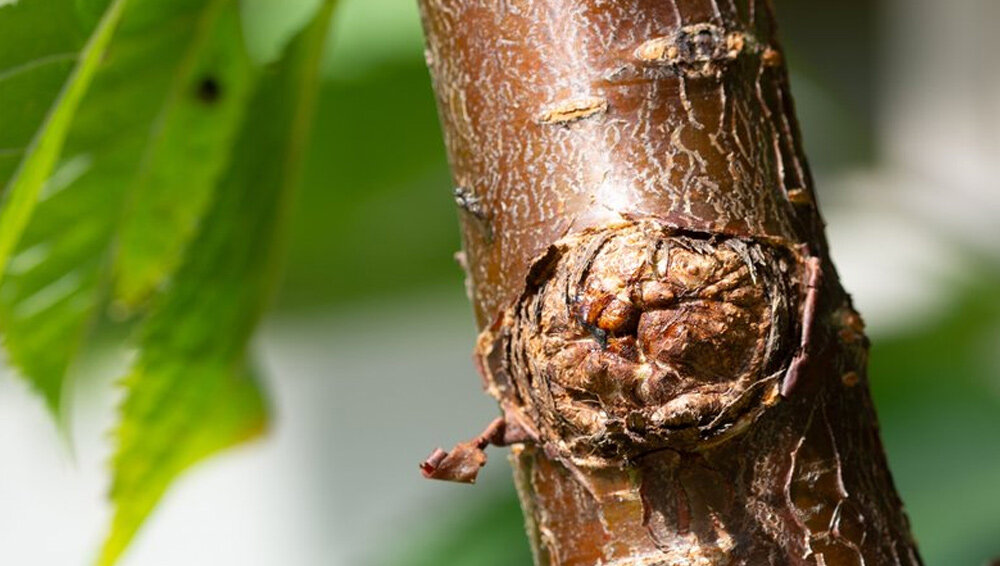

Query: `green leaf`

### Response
(0, 0, 256, 413)
(0, 0, 96, 186)
(111, 0, 259, 307)
(100, 2, 335, 563)
(0, 0, 124, 283)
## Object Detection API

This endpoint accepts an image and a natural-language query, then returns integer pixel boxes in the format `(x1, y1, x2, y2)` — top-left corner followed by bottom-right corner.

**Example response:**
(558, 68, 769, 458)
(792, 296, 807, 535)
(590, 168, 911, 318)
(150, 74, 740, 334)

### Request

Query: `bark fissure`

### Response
(417, 1, 921, 564)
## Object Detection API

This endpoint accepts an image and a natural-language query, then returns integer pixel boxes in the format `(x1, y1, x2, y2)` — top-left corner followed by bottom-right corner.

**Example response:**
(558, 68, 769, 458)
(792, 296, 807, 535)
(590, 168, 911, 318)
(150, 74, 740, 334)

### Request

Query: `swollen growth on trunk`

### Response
(417, 1, 922, 564)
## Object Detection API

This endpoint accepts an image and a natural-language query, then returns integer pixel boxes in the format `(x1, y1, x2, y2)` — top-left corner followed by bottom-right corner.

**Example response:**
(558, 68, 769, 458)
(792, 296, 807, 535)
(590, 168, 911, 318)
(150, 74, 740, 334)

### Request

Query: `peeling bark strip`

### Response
(418, 1, 921, 564)
(538, 96, 609, 125)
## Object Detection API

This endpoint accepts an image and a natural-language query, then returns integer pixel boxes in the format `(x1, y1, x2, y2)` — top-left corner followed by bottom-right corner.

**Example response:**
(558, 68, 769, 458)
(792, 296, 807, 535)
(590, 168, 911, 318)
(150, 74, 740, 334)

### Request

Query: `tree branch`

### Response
(418, 1, 921, 563)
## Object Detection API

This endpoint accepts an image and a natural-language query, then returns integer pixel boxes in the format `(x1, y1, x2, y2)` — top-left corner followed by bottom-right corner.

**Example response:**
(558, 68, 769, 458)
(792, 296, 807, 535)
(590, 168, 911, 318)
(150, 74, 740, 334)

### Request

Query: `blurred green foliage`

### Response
(0, 0, 121, 413)
(384, 490, 533, 566)
(102, 4, 334, 562)
(870, 266, 1000, 565)
(280, 61, 458, 310)
(0, 0, 91, 184)
(0, 0, 335, 562)
(1, 0, 260, 414)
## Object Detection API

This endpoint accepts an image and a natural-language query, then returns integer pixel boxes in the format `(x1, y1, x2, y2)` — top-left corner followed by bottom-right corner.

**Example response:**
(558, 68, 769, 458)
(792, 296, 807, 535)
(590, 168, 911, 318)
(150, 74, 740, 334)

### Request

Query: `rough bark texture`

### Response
(417, 1, 922, 564)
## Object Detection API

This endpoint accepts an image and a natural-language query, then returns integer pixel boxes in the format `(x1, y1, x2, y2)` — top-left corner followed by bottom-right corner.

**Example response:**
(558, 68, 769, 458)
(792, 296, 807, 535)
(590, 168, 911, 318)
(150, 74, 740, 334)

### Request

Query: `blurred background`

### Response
(1, 0, 998, 564)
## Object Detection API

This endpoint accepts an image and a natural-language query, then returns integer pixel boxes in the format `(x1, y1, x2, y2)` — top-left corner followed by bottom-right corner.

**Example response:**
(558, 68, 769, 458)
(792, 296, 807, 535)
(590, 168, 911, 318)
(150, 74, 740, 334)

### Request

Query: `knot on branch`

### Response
(478, 221, 807, 466)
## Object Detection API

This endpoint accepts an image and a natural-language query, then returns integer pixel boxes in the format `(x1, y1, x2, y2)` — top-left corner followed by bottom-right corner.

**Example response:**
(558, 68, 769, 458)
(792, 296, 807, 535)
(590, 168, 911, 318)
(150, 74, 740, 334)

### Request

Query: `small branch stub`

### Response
(420, 417, 505, 484)
(420, 412, 535, 484)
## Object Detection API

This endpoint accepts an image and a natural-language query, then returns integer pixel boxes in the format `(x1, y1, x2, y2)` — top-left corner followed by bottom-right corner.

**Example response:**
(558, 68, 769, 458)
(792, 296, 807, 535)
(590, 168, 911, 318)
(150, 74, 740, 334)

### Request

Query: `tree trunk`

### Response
(417, 1, 922, 564)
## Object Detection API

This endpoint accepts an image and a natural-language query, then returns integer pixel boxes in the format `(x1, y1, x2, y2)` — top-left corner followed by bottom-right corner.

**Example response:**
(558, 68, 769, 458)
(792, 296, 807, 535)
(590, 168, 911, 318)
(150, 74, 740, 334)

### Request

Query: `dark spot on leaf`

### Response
(196, 76, 222, 104)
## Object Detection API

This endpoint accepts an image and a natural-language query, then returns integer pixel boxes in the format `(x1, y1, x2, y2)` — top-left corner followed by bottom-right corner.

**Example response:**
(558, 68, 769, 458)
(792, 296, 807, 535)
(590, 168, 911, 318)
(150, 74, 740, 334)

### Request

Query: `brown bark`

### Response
(417, 1, 922, 564)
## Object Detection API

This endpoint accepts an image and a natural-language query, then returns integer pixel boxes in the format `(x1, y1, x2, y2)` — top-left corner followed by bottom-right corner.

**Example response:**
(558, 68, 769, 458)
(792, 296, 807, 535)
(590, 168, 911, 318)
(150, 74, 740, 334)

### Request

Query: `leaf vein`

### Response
(0, 52, 77, 84)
